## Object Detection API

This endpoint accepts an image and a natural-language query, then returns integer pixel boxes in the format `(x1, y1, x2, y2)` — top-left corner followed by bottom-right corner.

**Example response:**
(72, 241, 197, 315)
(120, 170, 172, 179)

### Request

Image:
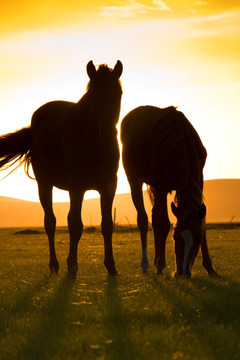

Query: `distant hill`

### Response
(203, 179, 240, 223)
(0, 179, 239, 227)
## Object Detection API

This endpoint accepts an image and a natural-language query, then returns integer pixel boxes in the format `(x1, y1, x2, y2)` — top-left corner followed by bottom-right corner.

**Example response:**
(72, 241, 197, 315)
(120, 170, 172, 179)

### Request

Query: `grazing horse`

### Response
(121, 105, 217, 277)
(0, 60, 123, 276)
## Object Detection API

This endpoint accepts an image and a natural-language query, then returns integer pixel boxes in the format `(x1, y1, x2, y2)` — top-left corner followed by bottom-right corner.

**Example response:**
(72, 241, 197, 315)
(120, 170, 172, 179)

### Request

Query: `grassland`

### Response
(0, 226, 240, 360)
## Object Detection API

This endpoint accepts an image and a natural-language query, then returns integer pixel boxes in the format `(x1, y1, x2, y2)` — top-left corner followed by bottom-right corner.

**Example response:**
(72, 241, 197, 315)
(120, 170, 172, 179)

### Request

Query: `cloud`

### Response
(99, 0, 171, 17)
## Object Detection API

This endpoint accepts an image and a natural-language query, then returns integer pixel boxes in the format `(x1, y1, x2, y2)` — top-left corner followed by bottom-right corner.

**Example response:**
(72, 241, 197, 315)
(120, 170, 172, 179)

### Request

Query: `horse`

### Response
(0, 60, 123, 276)
(121, 105, 217, 277)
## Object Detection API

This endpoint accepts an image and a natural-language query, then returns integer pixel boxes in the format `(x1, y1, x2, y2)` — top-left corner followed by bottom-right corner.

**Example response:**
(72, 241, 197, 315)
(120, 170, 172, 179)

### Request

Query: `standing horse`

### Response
(0, 60, 123, 276)
(121, 105, 217, 277)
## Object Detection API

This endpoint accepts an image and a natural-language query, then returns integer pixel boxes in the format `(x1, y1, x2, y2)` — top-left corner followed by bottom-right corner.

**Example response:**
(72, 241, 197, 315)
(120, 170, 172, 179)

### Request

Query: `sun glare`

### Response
(0, 1, 239, 201)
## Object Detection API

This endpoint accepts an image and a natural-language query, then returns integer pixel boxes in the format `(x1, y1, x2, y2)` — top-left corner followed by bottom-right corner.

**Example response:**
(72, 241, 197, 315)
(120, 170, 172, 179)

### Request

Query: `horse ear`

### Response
(171, 202, 179, 218)
(87, 60, 96, 79)
(199, 203, 206, 219)
(113, 60, 123, 78)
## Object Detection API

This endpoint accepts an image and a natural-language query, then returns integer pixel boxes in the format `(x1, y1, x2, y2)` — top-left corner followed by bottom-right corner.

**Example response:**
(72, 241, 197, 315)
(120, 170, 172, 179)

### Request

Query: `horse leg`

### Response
(201, 228, 218, 276)
(67, 189, 84, 275)
(100, 182, 118, 276)
(130, 180, 150, 273)
(152, 192, 170, 274)
(200, 177, 217, 276)
(38, 182, 58, 274)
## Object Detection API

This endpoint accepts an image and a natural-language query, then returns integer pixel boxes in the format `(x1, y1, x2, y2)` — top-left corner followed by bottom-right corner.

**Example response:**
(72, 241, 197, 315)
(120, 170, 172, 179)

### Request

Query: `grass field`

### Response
(0, 226, 240, 360)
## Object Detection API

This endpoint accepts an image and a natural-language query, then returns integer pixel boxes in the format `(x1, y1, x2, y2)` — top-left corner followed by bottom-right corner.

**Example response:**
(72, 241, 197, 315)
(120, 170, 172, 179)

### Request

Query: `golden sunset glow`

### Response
(0, 1, 240, 201)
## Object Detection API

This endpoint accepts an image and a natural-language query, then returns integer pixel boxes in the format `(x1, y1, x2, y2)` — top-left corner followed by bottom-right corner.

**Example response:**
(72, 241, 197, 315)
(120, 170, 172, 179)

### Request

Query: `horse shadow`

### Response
(0, 275, 50, 344)
(13, 274, 75, 359)
(153, 275, 240, 357)
(103, 277, 137, 360)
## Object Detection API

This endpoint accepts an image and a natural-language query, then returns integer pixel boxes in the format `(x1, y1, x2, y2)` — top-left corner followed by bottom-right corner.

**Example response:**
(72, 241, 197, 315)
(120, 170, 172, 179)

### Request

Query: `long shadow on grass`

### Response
(15, 274, 75, 359)
(0, 275, 51, 342)
(175, 277, 240, 327)
(153, 276, 240, 359)
(103, 277, 138, 360)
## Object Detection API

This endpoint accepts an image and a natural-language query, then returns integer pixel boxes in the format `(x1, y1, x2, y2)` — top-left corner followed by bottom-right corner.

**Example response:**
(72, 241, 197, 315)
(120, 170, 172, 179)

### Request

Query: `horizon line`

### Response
(0, 177, 239, 203)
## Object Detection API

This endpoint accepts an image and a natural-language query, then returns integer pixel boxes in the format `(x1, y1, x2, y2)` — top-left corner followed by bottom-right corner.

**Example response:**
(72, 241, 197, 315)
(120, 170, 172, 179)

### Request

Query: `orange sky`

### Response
(0, 1, 240, 201)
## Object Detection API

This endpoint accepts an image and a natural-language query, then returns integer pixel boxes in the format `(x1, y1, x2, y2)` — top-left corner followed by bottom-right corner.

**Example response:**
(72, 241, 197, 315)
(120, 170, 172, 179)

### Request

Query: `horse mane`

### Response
(171, 112, 204, 222)
(151, 107, 204, 223)
(174, 181, 204, 223)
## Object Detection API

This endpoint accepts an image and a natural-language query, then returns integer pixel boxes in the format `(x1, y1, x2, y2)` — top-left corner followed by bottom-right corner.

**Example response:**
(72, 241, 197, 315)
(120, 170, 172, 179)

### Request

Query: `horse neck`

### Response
(163, 110, 203, 220)
(76, 92, 119, 139)
(175, 178, 203, 222)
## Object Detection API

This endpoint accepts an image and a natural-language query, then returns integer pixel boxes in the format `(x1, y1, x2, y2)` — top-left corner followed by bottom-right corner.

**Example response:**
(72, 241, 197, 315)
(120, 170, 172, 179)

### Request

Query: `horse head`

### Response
(86, 60, 123, 136)
(171, 202, 206, 277)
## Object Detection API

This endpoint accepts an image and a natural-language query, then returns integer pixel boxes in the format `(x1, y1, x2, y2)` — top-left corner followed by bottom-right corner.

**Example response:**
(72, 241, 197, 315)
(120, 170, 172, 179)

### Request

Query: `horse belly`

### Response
(32, 147, 68, 189)
(65, 138, 120, 190)
(122, 137, 153, 185)
(121, 106, 164, 185)
(31, 101, 75, 189)
(31, 132, 68, 189)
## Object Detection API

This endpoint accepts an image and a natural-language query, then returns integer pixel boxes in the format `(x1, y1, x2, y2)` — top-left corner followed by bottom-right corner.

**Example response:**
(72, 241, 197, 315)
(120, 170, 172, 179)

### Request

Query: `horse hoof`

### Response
(156, 265, 165, 275)
(107, 266, 118, 276)
(203, 263, 219, 277)
(209, 269, 219, 277)
(141, 261, 150, 274)
(104, 260, 118, 276)
(173, 272, 191, 279)
(108, 270, 119, 277)
(49, 262, 59, 275)
(68, 263, 78, 276)
(67, 270, 77, 280)
(107, 265, 118, 277)
(142, 267, 150, 274)
(50, 269, 58, 277)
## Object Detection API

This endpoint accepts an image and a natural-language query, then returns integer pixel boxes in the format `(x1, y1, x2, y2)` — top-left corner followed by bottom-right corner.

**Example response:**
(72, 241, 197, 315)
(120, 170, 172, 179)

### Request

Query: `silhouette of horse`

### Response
(0, 60, 123, 276)
(121, 105, 217, 277)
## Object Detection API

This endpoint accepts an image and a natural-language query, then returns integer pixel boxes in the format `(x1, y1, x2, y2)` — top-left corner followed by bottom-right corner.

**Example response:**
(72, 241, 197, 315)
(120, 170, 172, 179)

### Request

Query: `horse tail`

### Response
(0, 127, 32, 178)
(147, 185, 155, 205)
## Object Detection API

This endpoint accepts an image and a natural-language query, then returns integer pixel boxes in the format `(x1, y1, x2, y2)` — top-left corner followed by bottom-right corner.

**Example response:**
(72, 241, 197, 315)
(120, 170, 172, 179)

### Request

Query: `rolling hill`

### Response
(0, 179, 239, 227)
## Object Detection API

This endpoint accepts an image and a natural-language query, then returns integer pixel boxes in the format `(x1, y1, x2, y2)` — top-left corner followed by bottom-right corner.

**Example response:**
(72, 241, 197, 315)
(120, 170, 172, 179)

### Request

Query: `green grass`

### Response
(0, 226, 240, 359)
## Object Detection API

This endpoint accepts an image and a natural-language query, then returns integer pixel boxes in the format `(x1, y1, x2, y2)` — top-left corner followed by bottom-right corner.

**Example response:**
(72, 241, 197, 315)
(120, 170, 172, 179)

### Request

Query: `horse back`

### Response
(31, 98, 119, 190)
(178, 111, 207, 169)
(121, 105, 206, 190)
(152, 108, 207, 189)
(30, 101, 75, 188)
(121, 106, 177, 185)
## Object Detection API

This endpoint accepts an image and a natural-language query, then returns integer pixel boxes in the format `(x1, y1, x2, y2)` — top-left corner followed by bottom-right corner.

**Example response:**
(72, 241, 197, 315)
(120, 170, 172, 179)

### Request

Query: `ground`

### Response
(0, 226, 239, 359)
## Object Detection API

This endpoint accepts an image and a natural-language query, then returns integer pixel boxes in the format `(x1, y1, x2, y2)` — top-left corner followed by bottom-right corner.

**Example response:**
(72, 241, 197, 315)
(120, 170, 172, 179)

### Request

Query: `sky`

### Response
(0, 0, 239, 202)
